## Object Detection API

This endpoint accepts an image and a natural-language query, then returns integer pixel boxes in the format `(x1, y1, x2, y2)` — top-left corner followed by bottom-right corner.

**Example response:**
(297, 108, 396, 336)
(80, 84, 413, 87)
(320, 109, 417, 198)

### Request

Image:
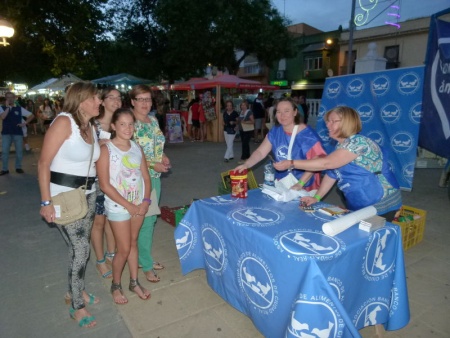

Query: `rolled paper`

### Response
(322, 206, 377, 237)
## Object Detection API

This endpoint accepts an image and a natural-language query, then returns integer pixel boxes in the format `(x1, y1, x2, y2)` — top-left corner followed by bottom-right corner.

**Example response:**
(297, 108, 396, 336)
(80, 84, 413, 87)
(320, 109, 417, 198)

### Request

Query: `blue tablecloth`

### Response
(174, 189, 410, 338)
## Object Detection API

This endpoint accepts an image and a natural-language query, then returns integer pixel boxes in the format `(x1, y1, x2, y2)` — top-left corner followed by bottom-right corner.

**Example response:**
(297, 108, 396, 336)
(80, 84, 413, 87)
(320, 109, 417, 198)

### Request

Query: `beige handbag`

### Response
(145, 189, 161, 216)
(53, 130, 94, 226)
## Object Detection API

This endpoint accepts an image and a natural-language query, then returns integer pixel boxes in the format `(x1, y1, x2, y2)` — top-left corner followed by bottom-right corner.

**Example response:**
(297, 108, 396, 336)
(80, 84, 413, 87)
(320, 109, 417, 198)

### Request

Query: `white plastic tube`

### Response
(322, 206, 377, 236)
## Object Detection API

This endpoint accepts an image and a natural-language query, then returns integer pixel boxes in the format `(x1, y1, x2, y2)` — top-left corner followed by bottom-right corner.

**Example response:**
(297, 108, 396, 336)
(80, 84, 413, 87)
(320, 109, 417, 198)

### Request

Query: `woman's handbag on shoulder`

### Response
(53, 186, 89, 225)
(53, 128, 95, 226)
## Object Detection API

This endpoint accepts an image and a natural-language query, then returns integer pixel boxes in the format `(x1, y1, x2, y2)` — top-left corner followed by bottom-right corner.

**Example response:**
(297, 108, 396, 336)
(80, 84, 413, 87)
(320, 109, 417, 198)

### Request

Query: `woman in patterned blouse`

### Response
(131, 84, 171, 282)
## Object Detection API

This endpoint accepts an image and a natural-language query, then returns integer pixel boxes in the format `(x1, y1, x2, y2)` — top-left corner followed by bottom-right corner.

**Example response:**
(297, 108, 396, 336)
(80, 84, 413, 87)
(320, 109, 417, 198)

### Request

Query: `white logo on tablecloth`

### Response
(202, 225, 227, 275)
(380, 102, 401, 124)
(362, 227, 397, 281)
(401, 162, 415, 185)
(201, 195, 239, 205)
(346, 78, 365, 97)
(357, 103, 374, 123)
(367, 131, 384, 146)
(287, 296, 343, 338)
(327, 276, 345, 302)
(354, 300, 389, 328)
(397, 72, 420, 95)
(274, 229, 346, 262)
(175, 221, 197, 260)
(237, 254, 278, 315)
(391, 131, 414, 153)
(325, 81, 342, 99)
(371, 75, 390, 96)
(229, 207, 283, 227)
(409, 102, 422, 124)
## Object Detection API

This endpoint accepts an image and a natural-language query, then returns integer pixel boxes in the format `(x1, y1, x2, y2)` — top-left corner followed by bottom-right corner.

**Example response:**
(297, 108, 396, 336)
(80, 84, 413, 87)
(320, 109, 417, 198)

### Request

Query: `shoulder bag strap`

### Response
(83, 125, 95, 188)
(287, 125, 299, 160)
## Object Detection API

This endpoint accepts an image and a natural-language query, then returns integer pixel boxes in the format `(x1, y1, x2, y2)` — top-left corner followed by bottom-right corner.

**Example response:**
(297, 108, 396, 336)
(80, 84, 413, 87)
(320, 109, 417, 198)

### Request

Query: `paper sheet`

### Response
(322, 206, 377, 237)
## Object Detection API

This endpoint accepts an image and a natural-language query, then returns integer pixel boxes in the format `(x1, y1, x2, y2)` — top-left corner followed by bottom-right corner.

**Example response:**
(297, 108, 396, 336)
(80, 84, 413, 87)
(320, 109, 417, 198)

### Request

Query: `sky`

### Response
(271, 0, 450, 32)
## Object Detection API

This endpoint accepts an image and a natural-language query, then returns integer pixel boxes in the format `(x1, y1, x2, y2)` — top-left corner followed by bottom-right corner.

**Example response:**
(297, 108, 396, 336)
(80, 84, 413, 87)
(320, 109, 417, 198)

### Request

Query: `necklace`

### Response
(80, 124, 90, 142)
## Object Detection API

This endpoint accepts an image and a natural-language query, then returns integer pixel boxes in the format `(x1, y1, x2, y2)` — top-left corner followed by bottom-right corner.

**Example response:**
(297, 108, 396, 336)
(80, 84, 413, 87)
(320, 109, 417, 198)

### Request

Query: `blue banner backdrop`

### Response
(318, 66, 424, 191)
(420, 9, 450, 159)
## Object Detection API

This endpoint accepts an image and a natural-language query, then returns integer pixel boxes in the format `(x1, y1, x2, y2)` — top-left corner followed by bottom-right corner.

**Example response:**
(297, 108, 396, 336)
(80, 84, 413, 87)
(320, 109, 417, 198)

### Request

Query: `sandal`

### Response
(144, 269, 160, 283)
(69, 307, 96, 328)
(129, 278, 151, 300)
(96, 257, 112, 279)
(105, 251, 115, 266)
(64, 292, 99, 305)
(153, 262, 165, 270)
(111, 281, 128, 305)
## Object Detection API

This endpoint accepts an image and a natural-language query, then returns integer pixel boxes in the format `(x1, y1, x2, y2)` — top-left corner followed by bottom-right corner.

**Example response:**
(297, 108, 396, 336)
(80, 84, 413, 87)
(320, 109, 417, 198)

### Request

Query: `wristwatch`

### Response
(41, 200, 52, 206)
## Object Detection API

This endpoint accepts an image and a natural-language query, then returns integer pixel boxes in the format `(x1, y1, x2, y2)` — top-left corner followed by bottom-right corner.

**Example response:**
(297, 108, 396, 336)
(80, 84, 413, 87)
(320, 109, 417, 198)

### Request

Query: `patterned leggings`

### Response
(56, 192, 96, 310)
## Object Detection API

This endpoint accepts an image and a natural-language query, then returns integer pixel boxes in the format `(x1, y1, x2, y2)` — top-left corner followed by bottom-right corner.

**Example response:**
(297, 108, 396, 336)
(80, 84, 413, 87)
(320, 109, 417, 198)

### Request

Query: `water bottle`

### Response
(264, 160, 275, 186)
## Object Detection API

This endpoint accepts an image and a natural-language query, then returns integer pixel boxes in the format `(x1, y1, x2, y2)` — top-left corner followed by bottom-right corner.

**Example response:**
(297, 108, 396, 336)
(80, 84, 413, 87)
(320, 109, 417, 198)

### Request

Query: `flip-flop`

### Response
(153, 262, 165, 270)
(65, 292, 100, 305)
(145, 269, 160, 283)
(69, 308, 96, 328)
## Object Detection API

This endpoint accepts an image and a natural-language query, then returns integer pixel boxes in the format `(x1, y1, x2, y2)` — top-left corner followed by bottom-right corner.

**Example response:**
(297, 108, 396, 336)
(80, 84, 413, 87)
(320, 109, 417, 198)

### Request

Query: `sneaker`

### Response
(16, 169, 24, 174)
(0, 170, 9, 176)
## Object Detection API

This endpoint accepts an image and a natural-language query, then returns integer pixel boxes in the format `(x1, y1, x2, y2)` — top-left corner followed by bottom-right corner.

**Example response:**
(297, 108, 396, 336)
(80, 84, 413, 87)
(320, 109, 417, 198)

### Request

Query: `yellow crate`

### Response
(392, 205, 426, 251)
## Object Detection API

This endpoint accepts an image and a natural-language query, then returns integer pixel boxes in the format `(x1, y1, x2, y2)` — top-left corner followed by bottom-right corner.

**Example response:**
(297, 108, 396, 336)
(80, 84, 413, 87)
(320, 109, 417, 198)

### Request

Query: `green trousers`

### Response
(138, 177, 161, 272)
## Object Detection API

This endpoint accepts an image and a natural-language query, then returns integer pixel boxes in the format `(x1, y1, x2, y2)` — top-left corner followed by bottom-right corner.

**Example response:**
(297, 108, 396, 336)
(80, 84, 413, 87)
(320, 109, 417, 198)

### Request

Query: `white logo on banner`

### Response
(397, 72, 420, 95)
(391, 131, 414, 153)
(362, 228, 397, 281)
(401, 162, 415, 185)
(318, 129, 331, 146)
(274, 229, 346, 262)
(380, 102, 402, 124)
(202, 226, 227, 275)
(237, 254, 278, 315)
(409, 102, 422, 124)
(318, 105, 327, 119)
(175, 221, 198, 260)
(371, 75, 390, 96)
(287, 297, 344, 338)
(357, 103, 375, 123)
(229, 207, 283, 227)
(367, 131, 384, 146)
(431, 48, 450, 139)
(325, 81, 342, 99)
(346, 78, 365, 97)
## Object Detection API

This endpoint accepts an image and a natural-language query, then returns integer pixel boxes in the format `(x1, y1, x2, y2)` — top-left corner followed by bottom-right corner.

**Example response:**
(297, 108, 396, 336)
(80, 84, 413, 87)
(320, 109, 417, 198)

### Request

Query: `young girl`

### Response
(97, 108, 152, 304)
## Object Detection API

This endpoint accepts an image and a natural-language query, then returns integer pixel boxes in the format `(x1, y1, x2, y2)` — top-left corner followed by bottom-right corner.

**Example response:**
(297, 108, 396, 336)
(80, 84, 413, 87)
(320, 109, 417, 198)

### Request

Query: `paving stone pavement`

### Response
(0, 132, 449, 338)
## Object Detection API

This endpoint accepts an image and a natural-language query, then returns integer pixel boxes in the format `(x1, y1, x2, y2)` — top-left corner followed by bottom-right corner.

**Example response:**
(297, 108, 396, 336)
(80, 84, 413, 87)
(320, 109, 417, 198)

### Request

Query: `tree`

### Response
(150, 0, 295, 81)
(0, 0, 107, 85)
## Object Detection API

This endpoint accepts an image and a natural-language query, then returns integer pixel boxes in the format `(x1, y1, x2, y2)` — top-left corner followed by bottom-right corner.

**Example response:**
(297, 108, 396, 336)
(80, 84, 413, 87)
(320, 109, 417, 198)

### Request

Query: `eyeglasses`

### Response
(105, 96, 122, 102)
(133, 98, 152, 103)
(326, 119, 342, 124)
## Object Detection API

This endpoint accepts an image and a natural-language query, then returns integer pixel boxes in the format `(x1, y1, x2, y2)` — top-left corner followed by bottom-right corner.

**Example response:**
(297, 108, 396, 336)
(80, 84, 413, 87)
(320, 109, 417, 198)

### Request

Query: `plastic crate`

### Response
(161, 205, 189, 227)
(392, 205, 426, 251)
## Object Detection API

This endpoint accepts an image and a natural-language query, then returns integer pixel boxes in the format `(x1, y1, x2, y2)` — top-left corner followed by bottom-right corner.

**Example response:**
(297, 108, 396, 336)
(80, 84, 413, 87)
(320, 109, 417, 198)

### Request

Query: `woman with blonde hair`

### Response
(275, 106, 402, 220)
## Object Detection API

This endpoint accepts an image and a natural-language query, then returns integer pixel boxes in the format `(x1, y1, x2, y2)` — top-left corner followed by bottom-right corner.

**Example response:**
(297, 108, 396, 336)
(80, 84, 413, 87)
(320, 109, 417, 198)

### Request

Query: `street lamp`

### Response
(0, 18, 14, 46)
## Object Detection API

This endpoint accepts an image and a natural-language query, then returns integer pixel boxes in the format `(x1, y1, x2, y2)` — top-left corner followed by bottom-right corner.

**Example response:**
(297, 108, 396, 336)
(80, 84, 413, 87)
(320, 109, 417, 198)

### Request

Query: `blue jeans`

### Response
(2, 134, 23, 171)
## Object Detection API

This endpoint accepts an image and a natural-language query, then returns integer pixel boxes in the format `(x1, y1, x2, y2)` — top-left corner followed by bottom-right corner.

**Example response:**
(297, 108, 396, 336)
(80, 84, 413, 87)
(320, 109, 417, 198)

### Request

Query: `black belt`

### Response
(50, 171, 95, 190)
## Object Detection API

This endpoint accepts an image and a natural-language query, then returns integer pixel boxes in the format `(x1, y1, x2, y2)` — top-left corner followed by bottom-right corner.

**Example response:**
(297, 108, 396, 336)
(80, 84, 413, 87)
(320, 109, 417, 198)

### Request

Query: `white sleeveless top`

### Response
(104, 141, 145, 214)
(50, 113, 100, 196)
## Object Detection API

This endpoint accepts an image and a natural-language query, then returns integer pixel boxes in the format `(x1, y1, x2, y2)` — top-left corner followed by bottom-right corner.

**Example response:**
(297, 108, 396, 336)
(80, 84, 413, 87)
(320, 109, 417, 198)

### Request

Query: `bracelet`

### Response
(142, 198, 152, 204)
(41, 200, 52, 206)
(298, 179, 305, 187)
(313, 194, 321, 201)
